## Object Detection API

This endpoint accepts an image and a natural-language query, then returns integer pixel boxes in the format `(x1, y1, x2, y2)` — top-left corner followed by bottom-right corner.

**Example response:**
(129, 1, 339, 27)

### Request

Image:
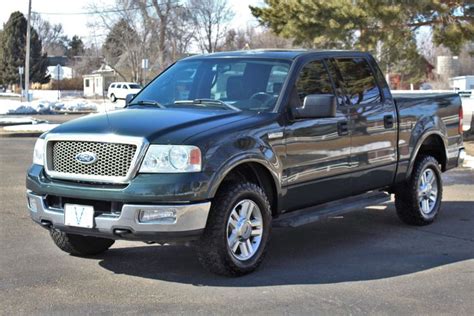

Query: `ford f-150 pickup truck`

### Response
(26, 50, 465, 276)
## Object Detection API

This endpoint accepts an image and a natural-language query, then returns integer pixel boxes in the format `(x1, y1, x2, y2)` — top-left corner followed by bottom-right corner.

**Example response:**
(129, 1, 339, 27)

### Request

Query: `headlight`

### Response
(139, 145, 201, 173)
(33, 138, 45, 166)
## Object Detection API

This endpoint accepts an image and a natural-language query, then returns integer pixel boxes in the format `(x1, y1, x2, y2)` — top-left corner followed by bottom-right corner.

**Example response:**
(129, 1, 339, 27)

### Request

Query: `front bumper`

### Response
(27, 191, 211, 242)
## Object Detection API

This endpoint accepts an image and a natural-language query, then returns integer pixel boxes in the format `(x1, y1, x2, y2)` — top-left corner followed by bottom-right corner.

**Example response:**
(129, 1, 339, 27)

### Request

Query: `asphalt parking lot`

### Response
(1, 136, 473, 315)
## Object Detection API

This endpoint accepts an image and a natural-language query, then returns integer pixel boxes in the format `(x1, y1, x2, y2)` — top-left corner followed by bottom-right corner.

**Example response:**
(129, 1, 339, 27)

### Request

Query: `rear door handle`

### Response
(337, 121, 349, 136)
(384, 115, 394, 129)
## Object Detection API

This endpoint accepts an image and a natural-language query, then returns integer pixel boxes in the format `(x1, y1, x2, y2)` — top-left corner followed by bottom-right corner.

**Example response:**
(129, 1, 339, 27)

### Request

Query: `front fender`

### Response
(205, 144, 282, 199)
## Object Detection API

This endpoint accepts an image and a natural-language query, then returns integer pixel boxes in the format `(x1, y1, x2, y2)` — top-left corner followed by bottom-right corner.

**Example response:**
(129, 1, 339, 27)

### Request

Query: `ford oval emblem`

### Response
(75, 152, 97, 165)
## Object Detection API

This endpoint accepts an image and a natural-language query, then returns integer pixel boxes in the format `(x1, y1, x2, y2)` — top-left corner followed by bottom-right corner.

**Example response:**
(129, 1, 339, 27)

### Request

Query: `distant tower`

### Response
(436, 56, 460, 78)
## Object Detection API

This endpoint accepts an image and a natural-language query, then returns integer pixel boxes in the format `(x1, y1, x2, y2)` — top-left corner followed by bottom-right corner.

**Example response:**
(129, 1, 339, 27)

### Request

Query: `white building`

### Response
(83, 64, 117, 97)
(47, 65, 73, 80)
(449, 76, 474, 91)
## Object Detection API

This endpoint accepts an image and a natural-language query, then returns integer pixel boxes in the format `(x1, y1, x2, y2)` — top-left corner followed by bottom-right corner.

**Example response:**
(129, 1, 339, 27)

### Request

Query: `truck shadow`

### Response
(97, 201, 474, 287)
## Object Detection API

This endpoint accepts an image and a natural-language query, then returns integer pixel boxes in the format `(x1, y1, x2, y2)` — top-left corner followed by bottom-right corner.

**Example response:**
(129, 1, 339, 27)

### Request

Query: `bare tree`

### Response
(189, 0, 234, 53)
(220, 27, 293, 51)
(31, 13, 68, 55)
(90, 0, 194, 82)
(167, 5, 195, 60)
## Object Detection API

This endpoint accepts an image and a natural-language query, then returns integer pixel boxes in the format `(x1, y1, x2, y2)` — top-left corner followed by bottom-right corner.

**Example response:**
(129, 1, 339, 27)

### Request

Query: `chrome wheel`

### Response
(418, 168, 438, 214)
(226, 199, 263, 261)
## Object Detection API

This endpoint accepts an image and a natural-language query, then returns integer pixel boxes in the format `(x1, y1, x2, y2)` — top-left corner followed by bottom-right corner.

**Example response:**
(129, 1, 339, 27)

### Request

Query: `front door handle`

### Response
(337, 121, 349, 136)
(384, 115, 394, 129)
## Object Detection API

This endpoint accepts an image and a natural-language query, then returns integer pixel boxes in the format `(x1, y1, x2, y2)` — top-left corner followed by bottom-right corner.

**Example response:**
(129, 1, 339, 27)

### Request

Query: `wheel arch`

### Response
(209, 158, 281, 216)
(407, 131, 448, 178)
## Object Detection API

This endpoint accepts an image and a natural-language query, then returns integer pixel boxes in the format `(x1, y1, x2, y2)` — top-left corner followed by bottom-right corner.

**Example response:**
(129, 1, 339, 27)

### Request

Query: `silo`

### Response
(437, 56, 460, 78)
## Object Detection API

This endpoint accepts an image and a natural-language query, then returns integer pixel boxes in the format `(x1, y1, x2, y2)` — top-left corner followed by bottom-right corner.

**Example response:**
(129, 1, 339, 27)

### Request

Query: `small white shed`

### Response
(83, 64, 117, 97)
(449, 76, 474, 91)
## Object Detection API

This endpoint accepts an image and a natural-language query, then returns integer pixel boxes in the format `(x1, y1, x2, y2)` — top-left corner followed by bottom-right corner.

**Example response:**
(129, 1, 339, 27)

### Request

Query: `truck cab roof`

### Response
(182, 49, 371, 61)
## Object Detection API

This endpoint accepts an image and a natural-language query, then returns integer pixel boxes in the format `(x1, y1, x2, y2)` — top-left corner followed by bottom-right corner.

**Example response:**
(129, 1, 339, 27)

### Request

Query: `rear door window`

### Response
(116, 84, 122, 89)
(335, 58, 381, 105)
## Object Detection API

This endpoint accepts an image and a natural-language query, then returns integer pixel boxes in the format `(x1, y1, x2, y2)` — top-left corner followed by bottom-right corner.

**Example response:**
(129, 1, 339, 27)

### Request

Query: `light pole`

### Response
(25, 0, 32, 102)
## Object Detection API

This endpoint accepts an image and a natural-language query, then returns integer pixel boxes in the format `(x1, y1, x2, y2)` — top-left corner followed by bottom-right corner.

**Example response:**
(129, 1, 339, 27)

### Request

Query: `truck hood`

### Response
(49, 108, 253, 144)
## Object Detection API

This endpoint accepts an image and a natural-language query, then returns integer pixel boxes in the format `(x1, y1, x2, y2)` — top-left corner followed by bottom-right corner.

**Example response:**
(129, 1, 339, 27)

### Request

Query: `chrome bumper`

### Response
(26, 191, 211, 241)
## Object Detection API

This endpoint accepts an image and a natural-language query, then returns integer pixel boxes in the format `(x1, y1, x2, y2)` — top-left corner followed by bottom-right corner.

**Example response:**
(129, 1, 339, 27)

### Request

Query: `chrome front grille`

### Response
(44, 134, 147, 183)
(51, 141, 137, 177)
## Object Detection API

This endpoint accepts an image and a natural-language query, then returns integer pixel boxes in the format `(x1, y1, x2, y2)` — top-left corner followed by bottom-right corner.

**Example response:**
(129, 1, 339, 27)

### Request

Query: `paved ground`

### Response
(1, 137, 473, 315)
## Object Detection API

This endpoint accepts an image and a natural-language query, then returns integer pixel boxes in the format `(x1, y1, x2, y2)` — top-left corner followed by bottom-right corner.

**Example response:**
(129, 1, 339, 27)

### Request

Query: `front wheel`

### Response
(395, 155, 443, 226)
(50, 229, 115, 256)
(197, 182, 272, 276)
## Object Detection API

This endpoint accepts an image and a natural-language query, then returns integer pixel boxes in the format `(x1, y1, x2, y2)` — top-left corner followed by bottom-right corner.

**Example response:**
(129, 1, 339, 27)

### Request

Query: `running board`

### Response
(273, 191, 391, 228)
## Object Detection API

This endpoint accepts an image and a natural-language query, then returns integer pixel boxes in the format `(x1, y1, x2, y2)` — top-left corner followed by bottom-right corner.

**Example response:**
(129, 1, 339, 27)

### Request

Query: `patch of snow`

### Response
(463, 154, 474, 169)
(3, 123, 59, 133)
(0, 92, 21, 97)
(0, 117, 44, 126)
(0, 97, 122, 115)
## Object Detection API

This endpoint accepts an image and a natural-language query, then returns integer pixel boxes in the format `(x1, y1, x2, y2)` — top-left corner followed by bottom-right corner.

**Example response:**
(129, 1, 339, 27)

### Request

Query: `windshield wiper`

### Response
(174, 99, 240, 111)
(127, 100, 165, 109)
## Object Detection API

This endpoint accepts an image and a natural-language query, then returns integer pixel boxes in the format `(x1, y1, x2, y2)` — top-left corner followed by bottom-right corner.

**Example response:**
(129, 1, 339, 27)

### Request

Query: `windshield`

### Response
(132, 58, 291, 112)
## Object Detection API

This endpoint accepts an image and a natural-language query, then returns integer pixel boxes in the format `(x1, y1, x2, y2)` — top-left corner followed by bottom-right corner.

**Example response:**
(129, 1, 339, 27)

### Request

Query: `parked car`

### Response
(106, 82, 141, 102)
(27, 50, 465, 276)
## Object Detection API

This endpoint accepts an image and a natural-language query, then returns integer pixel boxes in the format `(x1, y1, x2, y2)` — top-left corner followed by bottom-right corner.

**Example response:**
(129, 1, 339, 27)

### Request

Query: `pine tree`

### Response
(250, 1, 474, 85)
(0, 11, 50, 86)
(66, 35, 85, 59)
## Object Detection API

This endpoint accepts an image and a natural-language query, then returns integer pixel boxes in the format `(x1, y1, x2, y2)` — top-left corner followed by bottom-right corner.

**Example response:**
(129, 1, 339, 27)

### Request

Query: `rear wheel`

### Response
(109, 93, 117, 102)
(395, 155, 443, 226)
(197, 182, 272, 276)
(50, 229, 115, 256)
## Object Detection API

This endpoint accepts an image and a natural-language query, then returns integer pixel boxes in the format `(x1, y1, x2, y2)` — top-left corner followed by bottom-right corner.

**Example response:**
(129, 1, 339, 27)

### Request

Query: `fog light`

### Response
(28, 197, 38, 212)
(138, 208, 177, 224)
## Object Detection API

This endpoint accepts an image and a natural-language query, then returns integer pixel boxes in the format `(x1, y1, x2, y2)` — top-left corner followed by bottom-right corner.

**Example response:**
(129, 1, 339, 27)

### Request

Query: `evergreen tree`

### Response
(66, 35, 85, 59)
(0, 11, 50, 86)
(250, 1, 474, 84)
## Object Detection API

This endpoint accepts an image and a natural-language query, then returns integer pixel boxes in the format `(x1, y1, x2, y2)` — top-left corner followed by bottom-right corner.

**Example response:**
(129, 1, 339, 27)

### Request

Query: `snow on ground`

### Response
(3, 123, 60, 133)
(0, 98, 125, 115)
(0, 117, 43, 126)
(0, 92, 21, 98)
(464, 154, 474, 169)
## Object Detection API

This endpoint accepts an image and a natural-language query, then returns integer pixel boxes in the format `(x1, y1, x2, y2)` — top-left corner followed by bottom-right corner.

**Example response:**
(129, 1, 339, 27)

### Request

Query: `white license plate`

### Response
(64, 204, 94, 228)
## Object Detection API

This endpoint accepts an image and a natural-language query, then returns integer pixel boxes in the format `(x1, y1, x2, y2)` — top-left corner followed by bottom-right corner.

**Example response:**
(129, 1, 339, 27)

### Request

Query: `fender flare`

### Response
(207, 154, 282, 199)
(406, 130, 448, 178)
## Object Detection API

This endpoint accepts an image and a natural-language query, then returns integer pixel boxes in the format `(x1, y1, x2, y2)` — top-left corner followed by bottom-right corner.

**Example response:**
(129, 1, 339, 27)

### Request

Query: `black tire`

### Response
(197, 182, 272, 276)
(110, 94, 117, 102)
(50, 229, 115, 256)
(395, 155, 443, 226)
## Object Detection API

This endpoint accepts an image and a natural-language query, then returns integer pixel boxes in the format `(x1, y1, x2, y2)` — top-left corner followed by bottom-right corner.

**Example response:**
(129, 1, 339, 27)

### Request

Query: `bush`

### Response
(50, 78, 83, 90)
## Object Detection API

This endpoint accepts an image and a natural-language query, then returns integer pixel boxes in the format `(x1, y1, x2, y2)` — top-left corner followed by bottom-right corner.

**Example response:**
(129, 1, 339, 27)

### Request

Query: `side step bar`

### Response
(273, 191, 391, 228)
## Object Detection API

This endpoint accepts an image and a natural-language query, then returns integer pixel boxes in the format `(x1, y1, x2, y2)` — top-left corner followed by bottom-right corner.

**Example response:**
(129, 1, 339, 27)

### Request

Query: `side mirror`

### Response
(125, 94, 136, 106)
(292, 94, 337, 119)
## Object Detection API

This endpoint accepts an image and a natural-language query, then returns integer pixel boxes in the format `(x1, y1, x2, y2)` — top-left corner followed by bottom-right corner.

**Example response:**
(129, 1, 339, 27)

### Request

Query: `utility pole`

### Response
(25, 0, 32, 102)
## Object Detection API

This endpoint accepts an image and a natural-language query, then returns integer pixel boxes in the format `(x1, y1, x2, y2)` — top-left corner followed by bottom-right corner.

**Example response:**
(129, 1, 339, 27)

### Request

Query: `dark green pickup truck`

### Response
(27, 50, 465, 276)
